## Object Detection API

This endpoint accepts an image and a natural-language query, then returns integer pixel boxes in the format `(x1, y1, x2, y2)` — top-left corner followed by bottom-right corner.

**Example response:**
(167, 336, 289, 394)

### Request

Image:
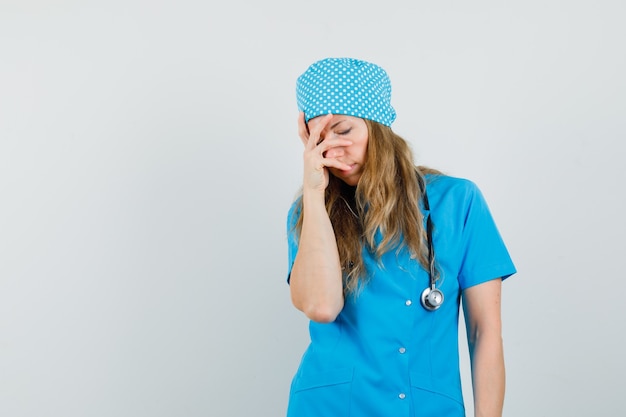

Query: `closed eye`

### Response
(337, 128, 352, 135)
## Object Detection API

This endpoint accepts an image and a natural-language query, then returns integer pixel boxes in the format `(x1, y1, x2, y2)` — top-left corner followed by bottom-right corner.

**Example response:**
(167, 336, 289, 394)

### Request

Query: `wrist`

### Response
(302, 188, 326, 204)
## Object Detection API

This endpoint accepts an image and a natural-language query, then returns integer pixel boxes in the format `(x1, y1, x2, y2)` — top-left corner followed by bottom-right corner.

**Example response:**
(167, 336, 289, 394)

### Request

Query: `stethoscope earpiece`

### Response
(420, 287, 444, 311)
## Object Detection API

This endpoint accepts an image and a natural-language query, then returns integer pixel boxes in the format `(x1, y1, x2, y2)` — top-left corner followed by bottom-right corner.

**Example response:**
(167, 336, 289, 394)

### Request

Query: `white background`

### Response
(1, 1, 624, 416)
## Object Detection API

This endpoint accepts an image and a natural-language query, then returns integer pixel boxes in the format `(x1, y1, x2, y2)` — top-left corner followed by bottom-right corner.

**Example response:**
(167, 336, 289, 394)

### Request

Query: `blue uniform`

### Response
(285, 175, 517, 417)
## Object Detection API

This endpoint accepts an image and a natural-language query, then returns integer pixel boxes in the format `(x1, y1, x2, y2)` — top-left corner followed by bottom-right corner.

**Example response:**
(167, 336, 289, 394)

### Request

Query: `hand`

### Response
(297, 112, 352, 193)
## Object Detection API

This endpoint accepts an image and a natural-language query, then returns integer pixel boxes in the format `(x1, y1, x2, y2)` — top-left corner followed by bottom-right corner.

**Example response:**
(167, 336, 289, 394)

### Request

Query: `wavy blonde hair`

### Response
(293, 119, 440, 295)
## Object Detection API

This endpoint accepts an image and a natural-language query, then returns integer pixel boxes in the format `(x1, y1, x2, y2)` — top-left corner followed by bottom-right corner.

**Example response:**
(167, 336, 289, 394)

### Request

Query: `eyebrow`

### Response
(329, 119, 347, 130)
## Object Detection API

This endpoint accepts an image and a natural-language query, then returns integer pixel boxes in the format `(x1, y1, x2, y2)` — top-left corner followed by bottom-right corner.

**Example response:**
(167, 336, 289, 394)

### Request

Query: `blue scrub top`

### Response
(285, 175, 517, 417)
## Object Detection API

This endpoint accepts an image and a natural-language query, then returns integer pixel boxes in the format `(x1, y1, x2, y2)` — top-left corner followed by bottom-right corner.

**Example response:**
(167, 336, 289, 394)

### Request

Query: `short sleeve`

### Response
(286, 199, 301, 284)
(456, 182, 517, 289)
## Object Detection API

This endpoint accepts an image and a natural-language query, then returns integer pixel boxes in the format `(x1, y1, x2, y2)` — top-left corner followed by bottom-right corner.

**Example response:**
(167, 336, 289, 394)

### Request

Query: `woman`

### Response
(285, 57, 516, 417)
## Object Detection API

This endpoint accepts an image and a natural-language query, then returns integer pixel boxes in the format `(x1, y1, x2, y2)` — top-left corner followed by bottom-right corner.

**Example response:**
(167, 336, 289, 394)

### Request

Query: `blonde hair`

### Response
(293, 119, 440, 295)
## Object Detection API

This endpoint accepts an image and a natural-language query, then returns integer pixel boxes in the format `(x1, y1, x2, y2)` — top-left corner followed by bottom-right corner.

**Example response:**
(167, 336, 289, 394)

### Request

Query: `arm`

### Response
(289, 113, 351, 323)
(462, 278, 505, 417)
(290, 191, 344, 323)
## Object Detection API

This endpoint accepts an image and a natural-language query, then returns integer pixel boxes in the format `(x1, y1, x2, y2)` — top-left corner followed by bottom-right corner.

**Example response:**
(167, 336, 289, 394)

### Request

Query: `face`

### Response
(307, 115, 369, 186)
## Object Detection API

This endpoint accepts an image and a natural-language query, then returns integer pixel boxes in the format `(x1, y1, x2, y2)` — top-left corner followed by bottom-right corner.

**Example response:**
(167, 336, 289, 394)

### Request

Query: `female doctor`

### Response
(285, 57, 516, 417)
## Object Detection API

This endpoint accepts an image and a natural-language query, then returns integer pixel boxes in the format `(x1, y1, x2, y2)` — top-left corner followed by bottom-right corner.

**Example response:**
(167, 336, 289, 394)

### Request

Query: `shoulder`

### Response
(287, 195, 302, 217)
(423, 174, 493, 226)
(424, 173, 482, 203)
(286, 195, 303, 232)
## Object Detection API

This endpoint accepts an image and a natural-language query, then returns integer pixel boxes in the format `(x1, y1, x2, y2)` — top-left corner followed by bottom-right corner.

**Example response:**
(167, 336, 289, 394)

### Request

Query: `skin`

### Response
(289, 112, 365, 323)
(463, 278, 506, 417)
(290, 111, 506, 416)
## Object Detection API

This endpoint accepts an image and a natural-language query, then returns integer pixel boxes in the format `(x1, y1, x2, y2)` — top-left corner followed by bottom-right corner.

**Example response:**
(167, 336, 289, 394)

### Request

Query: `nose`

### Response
(325, 147, 345, 159)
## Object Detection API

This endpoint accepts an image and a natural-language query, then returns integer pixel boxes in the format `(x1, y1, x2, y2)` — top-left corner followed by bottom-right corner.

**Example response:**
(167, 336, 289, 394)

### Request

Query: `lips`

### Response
(329, 160, 359, 176)
(339, 163, 355, 173)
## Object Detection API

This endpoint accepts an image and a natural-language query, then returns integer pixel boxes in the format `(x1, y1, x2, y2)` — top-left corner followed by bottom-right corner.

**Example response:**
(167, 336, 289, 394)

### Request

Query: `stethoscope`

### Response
(419, 177, 444, 312)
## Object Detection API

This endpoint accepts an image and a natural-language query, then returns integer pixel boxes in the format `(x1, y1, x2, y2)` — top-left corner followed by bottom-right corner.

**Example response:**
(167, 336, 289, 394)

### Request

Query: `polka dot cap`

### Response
(296, 57, 396, 126)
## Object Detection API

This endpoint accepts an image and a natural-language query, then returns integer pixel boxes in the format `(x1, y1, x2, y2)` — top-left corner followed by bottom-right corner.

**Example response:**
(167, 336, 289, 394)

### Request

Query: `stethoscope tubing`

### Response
(419, 175, 444, 312)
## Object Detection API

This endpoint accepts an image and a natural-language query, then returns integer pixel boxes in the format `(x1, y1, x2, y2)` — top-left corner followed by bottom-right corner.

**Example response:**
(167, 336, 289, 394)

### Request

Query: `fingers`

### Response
(297, 112, 309, 146)
(309, 138, 353, 172)
(306, 113, 333, 148)
(297, 112, 352, 186)
(322, 157, 353, 172)
(318, 137, 352, 157)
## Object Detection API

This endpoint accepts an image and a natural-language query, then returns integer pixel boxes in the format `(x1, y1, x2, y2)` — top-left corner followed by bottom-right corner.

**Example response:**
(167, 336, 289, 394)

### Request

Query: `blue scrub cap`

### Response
(296, 57, 397, 127)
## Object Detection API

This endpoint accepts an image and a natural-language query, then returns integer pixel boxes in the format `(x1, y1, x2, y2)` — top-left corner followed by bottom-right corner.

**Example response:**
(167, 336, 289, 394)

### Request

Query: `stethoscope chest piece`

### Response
(420, 287, 444, 311)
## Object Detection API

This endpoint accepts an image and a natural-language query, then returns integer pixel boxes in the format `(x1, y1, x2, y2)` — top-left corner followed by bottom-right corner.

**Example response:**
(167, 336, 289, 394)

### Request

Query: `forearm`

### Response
(290, 191, 344, 323)
(469, 331, 505, 417)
